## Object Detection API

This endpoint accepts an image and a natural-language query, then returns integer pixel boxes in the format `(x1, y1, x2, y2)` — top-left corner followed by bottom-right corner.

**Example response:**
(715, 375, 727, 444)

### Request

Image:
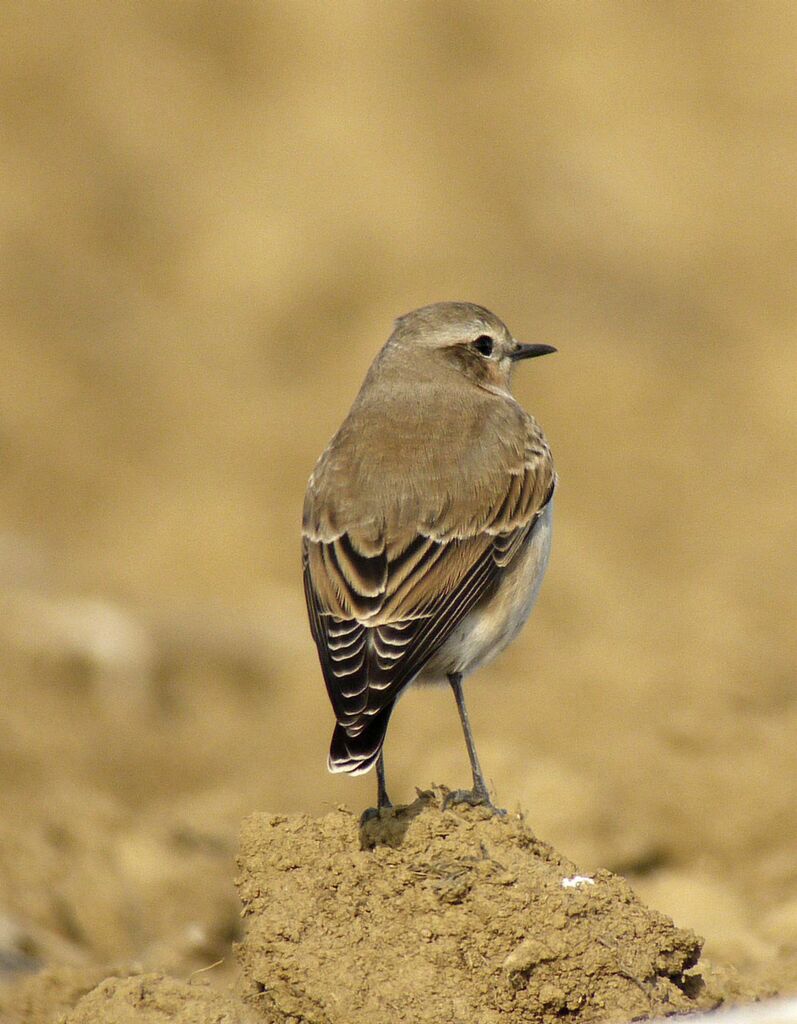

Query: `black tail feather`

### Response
(328, 706, 393, 776)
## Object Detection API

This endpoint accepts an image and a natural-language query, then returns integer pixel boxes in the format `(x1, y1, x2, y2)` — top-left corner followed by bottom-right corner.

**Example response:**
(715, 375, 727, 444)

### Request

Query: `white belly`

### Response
(419, 500, 553, 682)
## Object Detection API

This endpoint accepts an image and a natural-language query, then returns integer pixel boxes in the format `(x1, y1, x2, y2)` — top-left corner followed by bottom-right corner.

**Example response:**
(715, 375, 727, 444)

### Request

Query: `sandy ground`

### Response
(0, 2, 795, 1021)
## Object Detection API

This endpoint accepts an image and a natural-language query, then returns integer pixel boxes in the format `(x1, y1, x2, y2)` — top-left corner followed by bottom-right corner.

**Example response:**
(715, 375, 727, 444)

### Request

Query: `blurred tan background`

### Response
(0, 0, 795, 1002)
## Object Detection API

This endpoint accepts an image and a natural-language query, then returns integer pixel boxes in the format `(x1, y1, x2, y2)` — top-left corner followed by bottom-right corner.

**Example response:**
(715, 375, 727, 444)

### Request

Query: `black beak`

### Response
(510, 343, 558, 362)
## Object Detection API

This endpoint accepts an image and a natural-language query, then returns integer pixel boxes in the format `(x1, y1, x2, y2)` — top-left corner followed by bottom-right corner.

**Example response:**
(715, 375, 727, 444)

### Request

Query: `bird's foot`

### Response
(359, 801, 392, 827)
(441, 786, 506, 816)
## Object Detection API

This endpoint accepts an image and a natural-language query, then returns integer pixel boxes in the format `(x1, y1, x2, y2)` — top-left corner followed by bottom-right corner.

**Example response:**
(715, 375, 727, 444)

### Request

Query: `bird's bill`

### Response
(510, 343, 558, 361)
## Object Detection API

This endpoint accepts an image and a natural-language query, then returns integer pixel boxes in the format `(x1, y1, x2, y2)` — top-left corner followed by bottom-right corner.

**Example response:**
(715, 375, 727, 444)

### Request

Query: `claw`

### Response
(442, 787, 506, 815)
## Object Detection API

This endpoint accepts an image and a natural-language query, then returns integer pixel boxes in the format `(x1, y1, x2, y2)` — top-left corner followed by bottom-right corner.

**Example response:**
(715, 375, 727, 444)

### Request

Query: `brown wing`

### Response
(303, 439, 555, 775)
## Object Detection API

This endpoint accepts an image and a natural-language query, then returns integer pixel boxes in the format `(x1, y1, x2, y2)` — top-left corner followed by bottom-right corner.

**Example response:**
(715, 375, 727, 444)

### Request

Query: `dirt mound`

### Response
(236, 791, 719, 1024)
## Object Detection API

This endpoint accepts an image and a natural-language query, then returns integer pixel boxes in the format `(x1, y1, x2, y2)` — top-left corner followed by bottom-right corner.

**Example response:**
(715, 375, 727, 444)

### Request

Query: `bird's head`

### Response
(389, 302, 556, 395)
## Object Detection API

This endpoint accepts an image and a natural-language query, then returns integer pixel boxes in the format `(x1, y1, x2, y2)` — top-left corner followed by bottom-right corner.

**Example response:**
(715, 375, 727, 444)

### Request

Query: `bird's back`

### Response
(303, 357, 536, 549)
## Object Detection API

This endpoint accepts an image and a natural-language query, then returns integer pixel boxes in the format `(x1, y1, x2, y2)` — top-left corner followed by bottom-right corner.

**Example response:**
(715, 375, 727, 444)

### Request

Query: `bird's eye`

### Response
(472, 335, 494, 357)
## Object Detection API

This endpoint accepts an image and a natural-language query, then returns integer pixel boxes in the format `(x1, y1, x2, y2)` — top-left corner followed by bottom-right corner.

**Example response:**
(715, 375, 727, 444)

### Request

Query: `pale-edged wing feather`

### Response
(304, 531, 506, 773)
(303, 452, 555, 774)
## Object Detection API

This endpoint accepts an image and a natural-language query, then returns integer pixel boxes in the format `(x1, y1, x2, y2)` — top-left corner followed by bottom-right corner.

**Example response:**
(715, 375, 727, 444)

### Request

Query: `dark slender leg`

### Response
(447, 672, 493, 806)
(376, 751, 392, 810)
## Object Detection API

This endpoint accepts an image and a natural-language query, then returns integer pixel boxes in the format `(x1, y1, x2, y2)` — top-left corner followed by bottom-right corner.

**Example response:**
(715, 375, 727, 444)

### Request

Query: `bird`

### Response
(302, 302, 556, 812)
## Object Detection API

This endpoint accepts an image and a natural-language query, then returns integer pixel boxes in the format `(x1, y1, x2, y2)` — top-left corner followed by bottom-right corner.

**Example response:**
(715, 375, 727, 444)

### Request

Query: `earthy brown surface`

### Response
(0, 966, 116, 1024)
(0, 2, 795, 1022)
(237, 793, 720, 1024)
(60, 974, 261, 1024)
(0, 967, 261, 1024)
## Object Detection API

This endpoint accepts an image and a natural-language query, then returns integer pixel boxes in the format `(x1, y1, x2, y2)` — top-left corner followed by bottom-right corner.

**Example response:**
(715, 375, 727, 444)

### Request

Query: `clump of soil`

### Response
(236, 790, 719, 1024)
(61, 973, 261, 1024)
(0, 966, 263, 1024)
(0, 965, 116, 1024)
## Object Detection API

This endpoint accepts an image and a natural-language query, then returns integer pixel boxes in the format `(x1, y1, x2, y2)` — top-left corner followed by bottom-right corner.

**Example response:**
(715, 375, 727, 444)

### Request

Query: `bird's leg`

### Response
(444, 672, 498, 809)
(376, 751, 392, 811)
(449, 672, 489, 800)
(360, 751, 393, 825)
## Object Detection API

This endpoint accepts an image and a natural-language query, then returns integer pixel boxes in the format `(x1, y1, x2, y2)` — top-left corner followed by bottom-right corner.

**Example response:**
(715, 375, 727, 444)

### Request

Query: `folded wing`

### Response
(303, 437, 555, 775)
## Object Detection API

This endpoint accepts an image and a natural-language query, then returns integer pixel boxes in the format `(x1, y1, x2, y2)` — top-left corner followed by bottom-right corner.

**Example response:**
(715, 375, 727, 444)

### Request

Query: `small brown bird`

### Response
(302, 302, 556, 811)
